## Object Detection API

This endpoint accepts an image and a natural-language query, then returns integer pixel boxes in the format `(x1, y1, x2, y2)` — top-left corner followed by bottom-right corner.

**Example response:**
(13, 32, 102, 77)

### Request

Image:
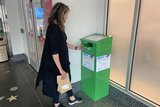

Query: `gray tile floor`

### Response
(0, 60, 126, 107)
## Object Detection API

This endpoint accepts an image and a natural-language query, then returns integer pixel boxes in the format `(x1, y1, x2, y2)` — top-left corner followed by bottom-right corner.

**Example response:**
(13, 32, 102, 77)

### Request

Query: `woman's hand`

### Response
(60, 69, 67, 80)
(77, 45, 84, 50)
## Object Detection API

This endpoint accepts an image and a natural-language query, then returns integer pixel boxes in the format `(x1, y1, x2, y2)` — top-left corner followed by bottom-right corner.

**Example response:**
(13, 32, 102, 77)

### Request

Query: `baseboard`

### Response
(13, 53, 28, 63)
(109, 85, 148, 107)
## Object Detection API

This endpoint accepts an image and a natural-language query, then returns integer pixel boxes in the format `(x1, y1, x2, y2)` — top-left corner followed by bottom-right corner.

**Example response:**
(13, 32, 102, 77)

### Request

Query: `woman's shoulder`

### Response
(46, 23, 61, 37)
(48, 23, 59, 30)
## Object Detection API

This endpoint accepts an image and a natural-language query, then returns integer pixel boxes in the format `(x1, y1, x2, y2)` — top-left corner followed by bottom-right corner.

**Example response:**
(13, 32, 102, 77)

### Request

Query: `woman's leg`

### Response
(54, 91, 61, 107)
(54, 81, 60, 106)
(67, 68, 75, 100)
(67, 89, 73, 97)
(54, 91, 60, 104)
(67, 89, 83, 105)
(67, 89, 76, 101)
(67, 67, 83, 105)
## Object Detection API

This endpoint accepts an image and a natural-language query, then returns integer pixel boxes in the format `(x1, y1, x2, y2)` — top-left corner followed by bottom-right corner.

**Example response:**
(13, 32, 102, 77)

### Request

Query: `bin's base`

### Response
(81, 87, 109, 101)
(81, 68, 110, 101)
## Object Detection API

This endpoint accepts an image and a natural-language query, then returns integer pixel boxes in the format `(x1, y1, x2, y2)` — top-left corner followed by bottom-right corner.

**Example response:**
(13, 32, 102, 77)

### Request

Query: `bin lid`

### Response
(84, 35, 107, 42)
(80, 34, 112, 44)
(0, 41, 7, 45)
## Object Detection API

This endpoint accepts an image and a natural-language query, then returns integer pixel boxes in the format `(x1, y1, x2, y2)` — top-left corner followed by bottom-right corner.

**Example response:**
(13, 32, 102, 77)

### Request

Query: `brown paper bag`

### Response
(57, 73, 72, 94)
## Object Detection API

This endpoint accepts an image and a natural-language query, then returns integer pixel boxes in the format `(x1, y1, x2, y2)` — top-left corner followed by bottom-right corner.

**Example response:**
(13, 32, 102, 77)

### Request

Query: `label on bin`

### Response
(82, 52, 94, 71)
(96, 54, 111, 72)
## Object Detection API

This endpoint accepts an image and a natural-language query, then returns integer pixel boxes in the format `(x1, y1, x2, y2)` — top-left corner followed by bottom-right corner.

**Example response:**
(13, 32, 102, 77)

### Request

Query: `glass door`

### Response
(107, 0, 135, 87)
(130, 0, 160, 105)
(23, 0, 39, 71)
(32, 0, 52, 63)
(22, 0, 51, 72)
(32, 0, 46, 60)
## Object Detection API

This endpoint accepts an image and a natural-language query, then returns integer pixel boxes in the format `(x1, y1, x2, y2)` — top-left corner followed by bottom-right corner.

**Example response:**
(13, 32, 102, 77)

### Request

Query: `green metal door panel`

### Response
(81, 51, 95, 100)
(94, 69, 110, 101)
(81, 66, 95, 100)
(96, 42, 112, 56)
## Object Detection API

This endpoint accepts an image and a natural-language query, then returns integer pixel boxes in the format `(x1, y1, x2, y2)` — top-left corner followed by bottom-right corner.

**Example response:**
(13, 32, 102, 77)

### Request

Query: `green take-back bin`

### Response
(80, 33, 112, 101)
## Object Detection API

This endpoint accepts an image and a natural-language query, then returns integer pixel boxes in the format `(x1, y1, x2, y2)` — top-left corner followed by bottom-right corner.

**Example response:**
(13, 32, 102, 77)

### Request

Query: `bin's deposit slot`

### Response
(82, 42, 93, 51)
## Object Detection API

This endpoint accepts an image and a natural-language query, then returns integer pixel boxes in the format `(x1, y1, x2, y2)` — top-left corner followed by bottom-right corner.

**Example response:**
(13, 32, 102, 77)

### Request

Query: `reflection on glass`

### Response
(29, 1, 33, 32)
(0, 4, 4, 41)
(0, 19, 3, 41)
(34, 0, 46, 59)
(107, 0, 135, 87)
(25, 0, 37, 62)
(25, 1, 30, 32)
(35, 1, 45, 38)
(130, 0, 160, 105)
(35, 8, 44, 37)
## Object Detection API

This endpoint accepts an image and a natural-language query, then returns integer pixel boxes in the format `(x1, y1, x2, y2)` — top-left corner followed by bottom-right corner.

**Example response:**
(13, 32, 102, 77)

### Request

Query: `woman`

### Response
(36, 2, 83, 107)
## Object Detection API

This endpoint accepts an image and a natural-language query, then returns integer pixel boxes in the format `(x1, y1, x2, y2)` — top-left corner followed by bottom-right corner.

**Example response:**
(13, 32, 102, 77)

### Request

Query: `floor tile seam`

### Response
(28, 78, 36, 82)
(17, 63, 38, 83)
(17, 63, 37, 76)
(17, 64, 43, 107)
(0, 81, 28, 90)
(28, 65, 38, 76)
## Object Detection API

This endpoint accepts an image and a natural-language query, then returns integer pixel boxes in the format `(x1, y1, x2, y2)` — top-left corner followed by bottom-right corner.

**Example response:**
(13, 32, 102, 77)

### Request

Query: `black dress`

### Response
(35, 23, 71, 99)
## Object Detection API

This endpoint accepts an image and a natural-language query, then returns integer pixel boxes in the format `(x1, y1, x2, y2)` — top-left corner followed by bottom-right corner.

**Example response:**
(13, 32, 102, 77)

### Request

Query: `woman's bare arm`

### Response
(67, 43, 75, 49)
(52, 54, 66, 79)
(67, 43, 83, 50)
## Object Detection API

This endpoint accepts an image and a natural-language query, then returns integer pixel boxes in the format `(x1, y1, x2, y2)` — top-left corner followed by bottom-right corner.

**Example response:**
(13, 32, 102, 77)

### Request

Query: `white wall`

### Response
(5, 0, 25, 55)
(96, 0, 106, 34)
(52, 0, 106, 83)
(17, 0, 28, 56)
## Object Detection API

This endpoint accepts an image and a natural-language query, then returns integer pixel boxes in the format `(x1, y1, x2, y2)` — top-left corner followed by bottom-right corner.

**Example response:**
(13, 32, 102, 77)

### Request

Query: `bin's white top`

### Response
(0, 41, 6, 46)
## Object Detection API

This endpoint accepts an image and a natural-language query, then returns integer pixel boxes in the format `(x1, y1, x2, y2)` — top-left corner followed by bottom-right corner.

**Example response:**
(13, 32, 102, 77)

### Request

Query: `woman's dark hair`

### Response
(48, 2, 69, 31)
